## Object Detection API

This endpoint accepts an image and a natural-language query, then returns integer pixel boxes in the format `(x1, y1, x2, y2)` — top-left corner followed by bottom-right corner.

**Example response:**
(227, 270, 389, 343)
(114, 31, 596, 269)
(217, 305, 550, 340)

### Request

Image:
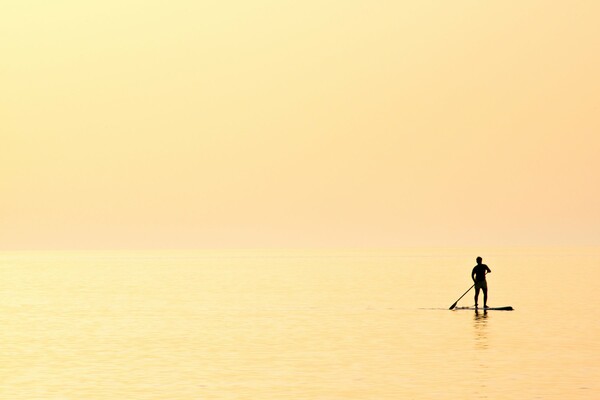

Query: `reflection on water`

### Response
(473, 309, 489, 350)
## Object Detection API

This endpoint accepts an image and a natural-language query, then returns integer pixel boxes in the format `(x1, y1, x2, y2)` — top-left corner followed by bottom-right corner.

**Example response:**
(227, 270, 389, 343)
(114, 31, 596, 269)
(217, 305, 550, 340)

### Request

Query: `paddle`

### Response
(449, 283, 475, 310)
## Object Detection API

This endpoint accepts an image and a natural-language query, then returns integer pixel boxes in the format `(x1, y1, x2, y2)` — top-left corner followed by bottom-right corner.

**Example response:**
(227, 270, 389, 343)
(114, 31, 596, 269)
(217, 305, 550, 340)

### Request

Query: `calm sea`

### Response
(1, 248, 598, 399)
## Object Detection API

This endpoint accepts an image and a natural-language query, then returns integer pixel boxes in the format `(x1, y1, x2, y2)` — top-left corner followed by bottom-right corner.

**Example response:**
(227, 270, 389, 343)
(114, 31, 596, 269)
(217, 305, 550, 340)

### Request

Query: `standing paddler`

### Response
(472, 257, 491, 309)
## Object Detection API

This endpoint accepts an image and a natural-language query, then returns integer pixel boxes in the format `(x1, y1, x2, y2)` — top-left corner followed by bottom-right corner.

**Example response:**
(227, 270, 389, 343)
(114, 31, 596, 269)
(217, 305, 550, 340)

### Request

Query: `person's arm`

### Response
(486, 266, 491, 274)
(472, 267, 477, 282)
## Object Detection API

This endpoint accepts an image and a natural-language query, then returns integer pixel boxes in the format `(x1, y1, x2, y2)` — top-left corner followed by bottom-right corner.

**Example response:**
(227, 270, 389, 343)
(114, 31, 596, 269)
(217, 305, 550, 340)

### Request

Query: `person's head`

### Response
(476, 256, 483, 264)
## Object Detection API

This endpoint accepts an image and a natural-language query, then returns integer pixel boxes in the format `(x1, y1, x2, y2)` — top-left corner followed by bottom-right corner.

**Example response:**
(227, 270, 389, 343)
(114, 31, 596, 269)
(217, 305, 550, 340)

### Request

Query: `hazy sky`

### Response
(2, 1, 599, 249)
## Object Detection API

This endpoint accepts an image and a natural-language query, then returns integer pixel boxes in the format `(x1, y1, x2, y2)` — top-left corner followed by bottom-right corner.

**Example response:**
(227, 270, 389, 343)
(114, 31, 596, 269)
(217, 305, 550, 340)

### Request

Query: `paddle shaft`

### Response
(449, 283, 475, 310)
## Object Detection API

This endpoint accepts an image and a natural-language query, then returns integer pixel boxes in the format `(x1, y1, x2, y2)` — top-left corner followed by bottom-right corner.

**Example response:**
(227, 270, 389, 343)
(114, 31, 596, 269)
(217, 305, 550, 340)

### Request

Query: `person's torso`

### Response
(473, 264, 488, 281)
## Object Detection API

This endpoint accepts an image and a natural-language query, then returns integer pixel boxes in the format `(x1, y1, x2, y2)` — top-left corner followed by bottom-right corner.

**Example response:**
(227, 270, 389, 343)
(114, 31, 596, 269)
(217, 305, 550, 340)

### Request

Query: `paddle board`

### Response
(453, 306, 514, 311)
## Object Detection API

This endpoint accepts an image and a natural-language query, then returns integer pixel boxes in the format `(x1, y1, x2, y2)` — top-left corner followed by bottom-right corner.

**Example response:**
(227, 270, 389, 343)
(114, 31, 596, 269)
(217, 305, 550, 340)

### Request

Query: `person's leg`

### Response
(474, 286, 480, 307)
(482, 287, 488, 308)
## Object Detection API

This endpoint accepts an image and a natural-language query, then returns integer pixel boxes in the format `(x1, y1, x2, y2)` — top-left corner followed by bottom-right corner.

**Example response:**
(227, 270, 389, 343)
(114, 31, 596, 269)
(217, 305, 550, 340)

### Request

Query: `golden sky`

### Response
(2, 1, 599, 249)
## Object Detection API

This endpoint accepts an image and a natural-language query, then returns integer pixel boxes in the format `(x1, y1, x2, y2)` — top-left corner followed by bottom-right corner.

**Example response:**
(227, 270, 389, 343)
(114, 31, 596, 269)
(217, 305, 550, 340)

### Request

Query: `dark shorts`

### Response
(475, 280, 487, 290)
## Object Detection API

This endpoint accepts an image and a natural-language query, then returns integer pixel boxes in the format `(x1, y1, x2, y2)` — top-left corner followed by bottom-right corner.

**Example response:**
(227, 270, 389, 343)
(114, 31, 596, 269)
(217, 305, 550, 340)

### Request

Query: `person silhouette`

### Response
(471, 257, 491, 308)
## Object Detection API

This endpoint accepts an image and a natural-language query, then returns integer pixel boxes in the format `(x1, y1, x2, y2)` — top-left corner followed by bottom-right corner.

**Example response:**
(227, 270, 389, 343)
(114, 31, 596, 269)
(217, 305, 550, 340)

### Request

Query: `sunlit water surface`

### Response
(1, 248, 599, 399)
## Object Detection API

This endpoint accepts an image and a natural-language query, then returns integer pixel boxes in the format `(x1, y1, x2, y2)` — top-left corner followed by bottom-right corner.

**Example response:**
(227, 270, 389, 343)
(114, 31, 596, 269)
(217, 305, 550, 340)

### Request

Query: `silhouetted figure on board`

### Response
(472, 257, 491, 308)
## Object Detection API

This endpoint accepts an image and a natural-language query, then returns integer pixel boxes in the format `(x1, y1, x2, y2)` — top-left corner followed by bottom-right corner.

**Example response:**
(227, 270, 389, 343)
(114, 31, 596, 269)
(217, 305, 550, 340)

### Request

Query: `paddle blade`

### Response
(449, 301, 458, 310)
